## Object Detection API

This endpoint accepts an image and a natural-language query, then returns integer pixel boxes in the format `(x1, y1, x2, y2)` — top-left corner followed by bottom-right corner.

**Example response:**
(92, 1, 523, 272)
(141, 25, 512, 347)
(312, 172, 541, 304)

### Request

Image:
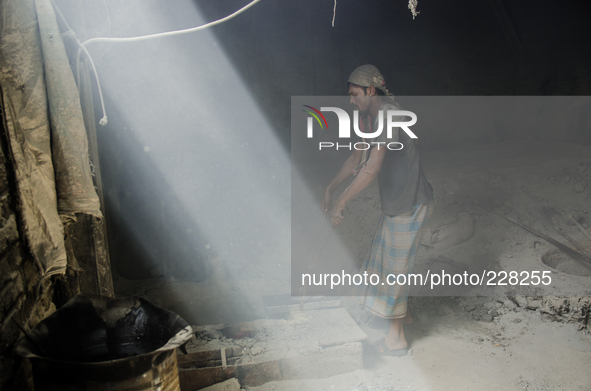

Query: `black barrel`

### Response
(17, 295, 193, 391)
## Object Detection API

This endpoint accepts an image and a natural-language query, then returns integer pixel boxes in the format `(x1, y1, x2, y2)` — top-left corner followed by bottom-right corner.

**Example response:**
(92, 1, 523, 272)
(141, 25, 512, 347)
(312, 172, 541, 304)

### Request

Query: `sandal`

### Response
(374, 337, 408, 357)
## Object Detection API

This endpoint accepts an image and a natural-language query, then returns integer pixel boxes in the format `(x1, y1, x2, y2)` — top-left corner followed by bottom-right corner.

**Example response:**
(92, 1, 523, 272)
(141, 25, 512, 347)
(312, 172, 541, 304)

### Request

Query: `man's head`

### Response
(348, 84, 376, 114)
(347, 65, 391, 114)
(347, 65, 391, 95)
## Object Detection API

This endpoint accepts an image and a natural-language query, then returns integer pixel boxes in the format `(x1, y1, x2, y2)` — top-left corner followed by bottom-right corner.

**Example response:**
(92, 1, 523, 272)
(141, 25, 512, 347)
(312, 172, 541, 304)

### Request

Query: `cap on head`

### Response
(348, 64, 392, 96)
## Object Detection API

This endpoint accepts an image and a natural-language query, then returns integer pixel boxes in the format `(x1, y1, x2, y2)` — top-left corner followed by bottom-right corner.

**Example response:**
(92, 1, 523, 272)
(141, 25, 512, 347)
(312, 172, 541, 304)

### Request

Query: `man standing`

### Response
(322, 65, 434, 356)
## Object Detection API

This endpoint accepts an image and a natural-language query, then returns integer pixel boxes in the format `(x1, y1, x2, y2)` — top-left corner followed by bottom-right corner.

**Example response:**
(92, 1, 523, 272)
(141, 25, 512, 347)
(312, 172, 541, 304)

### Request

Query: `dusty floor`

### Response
(248, 297, 591, 391)
(115, 140, 591, 390)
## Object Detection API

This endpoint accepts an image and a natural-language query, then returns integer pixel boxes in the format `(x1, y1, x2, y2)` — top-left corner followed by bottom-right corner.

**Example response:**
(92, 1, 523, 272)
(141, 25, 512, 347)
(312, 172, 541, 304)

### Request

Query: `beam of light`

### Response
(59, 0, 420, 385)
(71, 0, 299, 326)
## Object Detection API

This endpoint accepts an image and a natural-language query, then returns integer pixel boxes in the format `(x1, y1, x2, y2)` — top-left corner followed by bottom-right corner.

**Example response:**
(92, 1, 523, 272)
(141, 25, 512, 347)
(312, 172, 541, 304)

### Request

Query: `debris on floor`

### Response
(178, 308, 367, 389)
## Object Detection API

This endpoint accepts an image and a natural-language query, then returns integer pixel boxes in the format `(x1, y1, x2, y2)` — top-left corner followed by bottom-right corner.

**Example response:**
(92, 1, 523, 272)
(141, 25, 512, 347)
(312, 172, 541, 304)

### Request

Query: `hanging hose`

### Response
(332, 0, 337, 27)
(81, 0, 261, 47)
(51, 0, 262, 127)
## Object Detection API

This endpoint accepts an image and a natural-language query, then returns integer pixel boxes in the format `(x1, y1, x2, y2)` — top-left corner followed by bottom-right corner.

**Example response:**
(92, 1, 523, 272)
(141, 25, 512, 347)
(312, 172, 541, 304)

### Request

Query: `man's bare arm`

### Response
(322, 149, 363, 211)
(331, 146, 386, 226)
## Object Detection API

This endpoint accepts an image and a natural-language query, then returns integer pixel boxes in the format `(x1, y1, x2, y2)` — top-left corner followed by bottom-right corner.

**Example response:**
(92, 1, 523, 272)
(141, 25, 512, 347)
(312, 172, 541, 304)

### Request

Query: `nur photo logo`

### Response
(303, 105, 418, 151)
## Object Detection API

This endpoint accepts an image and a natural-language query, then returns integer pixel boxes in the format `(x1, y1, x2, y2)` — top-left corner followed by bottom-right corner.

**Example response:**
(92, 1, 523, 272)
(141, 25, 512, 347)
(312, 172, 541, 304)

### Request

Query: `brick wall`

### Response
(0, 123, 56, 390)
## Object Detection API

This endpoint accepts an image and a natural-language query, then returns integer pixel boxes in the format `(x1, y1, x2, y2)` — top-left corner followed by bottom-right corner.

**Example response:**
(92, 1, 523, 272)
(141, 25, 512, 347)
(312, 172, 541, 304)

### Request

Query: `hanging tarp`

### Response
(34, 0, 102, 221)
(0, 0, 101, 276)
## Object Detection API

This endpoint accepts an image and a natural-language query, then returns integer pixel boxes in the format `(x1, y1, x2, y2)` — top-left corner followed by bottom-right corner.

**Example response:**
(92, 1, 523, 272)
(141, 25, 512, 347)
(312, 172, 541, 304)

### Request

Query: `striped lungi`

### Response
(353, 202, 433, 319)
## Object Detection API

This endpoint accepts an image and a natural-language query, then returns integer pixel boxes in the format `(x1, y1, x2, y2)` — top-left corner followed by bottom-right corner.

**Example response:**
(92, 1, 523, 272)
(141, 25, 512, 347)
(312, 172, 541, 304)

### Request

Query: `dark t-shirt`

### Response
(360, 99, 434, 216)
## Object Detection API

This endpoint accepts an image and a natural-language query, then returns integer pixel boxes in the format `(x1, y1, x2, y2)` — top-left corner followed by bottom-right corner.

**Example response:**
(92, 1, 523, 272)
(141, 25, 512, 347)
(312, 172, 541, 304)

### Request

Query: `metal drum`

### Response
(17, 295, 193, 390)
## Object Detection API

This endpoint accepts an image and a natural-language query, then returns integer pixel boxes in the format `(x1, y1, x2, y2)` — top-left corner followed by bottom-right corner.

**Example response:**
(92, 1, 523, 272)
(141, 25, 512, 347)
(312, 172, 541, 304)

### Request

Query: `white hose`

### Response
(82, 0, 261, 47)
(52, 0, 262, 127)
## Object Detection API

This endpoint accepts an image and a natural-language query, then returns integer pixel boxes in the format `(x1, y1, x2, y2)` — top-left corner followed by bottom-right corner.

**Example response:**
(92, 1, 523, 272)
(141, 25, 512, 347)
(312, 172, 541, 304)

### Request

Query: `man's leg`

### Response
(402, 313, 413, 325)
(376, 204, 433, 352)
(379, 318, 407, 352)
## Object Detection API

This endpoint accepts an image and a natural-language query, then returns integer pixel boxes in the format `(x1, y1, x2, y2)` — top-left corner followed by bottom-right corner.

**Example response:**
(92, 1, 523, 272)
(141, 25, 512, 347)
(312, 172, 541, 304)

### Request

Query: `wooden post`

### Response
(77, 60, 114, 298)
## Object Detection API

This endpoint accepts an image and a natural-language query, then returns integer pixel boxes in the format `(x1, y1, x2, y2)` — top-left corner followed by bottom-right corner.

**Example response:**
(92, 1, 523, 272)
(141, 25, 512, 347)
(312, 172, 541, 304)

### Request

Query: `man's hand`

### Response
(321, 189, 333, 212)
(330, 203, 345, 226)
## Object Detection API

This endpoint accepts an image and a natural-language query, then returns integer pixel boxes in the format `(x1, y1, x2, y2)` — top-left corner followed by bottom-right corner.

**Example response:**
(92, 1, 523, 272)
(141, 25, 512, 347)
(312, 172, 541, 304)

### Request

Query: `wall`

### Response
(84, 0, 591, 278)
